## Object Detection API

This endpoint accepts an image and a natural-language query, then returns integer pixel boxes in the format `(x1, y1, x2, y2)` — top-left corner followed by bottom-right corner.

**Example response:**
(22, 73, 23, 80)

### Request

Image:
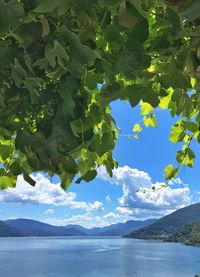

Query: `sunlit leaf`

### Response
(132, 124, 142, 133)
(164, 164, 178, 180)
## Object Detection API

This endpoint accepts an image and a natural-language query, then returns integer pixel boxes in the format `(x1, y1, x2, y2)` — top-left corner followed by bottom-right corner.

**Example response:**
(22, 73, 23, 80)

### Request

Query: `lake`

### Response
(0, 237, 200, 277)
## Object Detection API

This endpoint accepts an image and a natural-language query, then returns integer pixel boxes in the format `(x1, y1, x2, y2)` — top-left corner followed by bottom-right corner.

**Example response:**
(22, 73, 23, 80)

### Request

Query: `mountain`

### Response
(65, 219, 156, 236)
(166, 221, 200, 246)
(0, 220, 22, 237)
(88, 219, 156, 236)
(6, 219, 86, 236)
(1, 218, 156, 237)
(125, 203, 200, 239)
(64, 224, 90, 234)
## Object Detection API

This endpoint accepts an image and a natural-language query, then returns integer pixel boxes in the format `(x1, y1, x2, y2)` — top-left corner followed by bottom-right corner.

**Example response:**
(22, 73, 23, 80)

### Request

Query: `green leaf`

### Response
(70, 117, 93, 136)
(128, 18, 149, 43)
(75, 45, 97, 65)
(164, 164, 178, 180)
(45, 43, 56, 68)
(77, 159, 91, 175)
(176, 150, 185, 164)
(76, 170, 97, 184)
(167, 7, 181, 35)
(115, 50, 142, 79)
(0, 144, 12, 160)
(54, 40, 69, 68)
(170, 122, 185, 143)
(62, 156, 77, 174)
(34, 0, 70, 15)
(160, 72, 190, 90)
(176, 148, 195, 168)
(184, 121, 198, 132)
(143, 114, 157, 128)
(60, 172, 75, 190)
(129, 0, 148, 18)
(59, 76, 76, 119)
(0, 168, 17, 189)
(11, 59, 26, 88)
(9, 160, 22, 176)
(102, 131, 114, 145)
(88, 132, 114, 157)
(0, 0, 24, 32)
(118, 3, 140, 28)
(45, 40, 69, 68)
(86, 72, 104, 90)
(140, 102, 153, 115)
(142, 87, 159, 108)
(60, 26, 97, 64)
(159, 91, 173, 109)
(34, 0, 58, 13)
(132, 124, 142, 132)
(98, 0, 117, 8)
(0, 175, 17, 190)
(24, 77, 42, 94)
(15, 22, 43, 48)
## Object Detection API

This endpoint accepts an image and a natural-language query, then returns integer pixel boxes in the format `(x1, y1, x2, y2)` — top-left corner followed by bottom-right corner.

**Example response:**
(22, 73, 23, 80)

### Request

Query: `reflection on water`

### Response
(0, 237, 199, 277)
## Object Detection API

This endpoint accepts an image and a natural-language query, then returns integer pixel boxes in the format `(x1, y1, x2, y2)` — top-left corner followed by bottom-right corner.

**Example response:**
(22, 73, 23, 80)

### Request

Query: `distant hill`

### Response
(6, 219, 86, 236)
(125, 203, 200, 239)
(88, 219, 156, 236)
(166, 221, 200, 246)
(0, 220, 22, 237)
(0, 218, 155, 237)
(65, 219, 156, 236)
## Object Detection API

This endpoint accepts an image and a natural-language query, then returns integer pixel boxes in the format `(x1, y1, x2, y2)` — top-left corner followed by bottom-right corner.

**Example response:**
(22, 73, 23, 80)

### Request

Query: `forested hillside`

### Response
(0, 221, 22, 237)
(125, 203, 200, 239)
(167, 221, 200, 246)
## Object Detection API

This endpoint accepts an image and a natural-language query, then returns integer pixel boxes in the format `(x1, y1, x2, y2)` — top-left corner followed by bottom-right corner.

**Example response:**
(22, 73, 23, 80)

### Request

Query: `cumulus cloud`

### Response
(45, 211, 132, 228)
(103, 212, 118, 219)
(0, 174, 104, 212)
(116, 207, 173, 218)
(168, 177, 183, 186)
(91, 201, 104, 211)
(106, 195, 111, 203)
(98, 166, 191, 217)
(44, 212, 109, 228)
(44, 209, 54, 215)
(65, 212, 94, 225)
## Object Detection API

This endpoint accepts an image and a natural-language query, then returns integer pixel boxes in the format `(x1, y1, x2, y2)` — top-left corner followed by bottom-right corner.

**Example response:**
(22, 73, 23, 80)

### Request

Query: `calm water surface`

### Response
(0, 237, 199, 277)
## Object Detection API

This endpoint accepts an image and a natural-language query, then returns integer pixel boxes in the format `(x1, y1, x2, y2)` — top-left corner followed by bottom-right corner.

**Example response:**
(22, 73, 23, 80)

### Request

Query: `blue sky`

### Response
(0, 100, 200, 228)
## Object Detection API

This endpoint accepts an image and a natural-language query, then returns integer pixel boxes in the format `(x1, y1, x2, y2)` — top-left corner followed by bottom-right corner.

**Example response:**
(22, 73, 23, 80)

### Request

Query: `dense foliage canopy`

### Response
(126, 203, 200, 239)
(168, 220, 200, 246)
(1, 0, 200, 190)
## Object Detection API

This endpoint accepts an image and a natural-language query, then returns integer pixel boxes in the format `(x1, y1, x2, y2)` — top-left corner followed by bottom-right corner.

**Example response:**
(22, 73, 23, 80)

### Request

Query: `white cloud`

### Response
(44, 212, 109, 228)
(91, 201, 104, 211)
(0, 174, 104, 212)
(98, 166, 191, 218)
(168, 177, 183, 186)
(44, 209, 54, 215)
(65, 212, 93, 224)
(45, 211, 132, 228)
(106, 195, 111, 203)
(6, 216, 18, 220)
(103, 212, 118, 219)
(116, 207, 173, 218)
(115, 207, 135, 217)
